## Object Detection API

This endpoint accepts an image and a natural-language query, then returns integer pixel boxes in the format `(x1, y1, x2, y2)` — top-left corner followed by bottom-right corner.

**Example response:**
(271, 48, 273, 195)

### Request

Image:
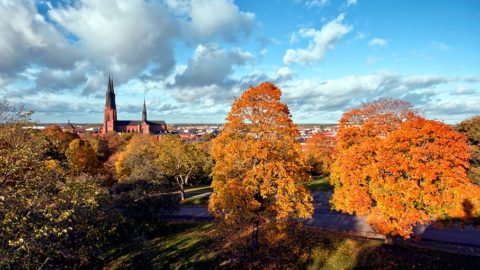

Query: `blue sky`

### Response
(0, 0, 478, 123)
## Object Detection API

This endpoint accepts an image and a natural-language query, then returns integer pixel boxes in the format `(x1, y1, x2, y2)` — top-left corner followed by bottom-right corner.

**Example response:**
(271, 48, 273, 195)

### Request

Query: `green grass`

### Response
(99, 222, 480, 269)
(304, 176, 332, 192)
(100, 222, 222, 270)
(180, 177, 334, 206)
(181, 193, 211, 205)
(184, 185, 213, 194)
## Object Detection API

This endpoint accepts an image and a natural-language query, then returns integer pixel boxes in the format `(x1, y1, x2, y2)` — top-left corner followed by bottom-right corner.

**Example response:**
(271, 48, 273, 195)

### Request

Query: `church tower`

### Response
(142, 97, 147, 122)
(141, 97, 150, 134)
(103, 75, 117, 133)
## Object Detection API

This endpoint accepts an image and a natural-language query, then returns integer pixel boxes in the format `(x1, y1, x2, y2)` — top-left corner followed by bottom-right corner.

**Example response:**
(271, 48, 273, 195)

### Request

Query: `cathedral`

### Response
(102, 76, 168, 134)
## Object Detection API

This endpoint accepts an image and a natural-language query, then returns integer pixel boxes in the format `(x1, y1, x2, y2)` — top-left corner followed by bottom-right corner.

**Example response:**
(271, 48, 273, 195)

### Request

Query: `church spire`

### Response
(142, 96, 147, 122)
(105, 75, 116, 109)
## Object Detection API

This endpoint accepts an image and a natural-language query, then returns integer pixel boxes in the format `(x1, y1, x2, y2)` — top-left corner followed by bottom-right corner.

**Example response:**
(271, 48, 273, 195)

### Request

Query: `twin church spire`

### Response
(105, 75, 148, 122)
(102, 75, 167, 135)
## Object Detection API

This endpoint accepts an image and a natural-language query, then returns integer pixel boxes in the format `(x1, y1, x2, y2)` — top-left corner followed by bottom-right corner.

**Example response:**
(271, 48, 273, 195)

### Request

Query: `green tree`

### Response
(114, 134, 178, 227)
(115, 135, 164, 183)
(209, 82, 313, 249)
(157, 135, 212, 200)
(456, 116, 480, 185)
(0, 101, 121, 268)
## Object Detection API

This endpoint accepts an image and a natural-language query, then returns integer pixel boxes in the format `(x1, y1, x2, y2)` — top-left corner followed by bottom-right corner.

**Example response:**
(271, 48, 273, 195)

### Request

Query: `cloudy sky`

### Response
(1, 0, 479, 123)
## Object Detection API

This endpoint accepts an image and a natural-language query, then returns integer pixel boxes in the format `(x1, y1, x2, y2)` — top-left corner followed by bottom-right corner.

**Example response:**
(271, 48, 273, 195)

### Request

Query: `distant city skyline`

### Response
(0, 0, 479, 124)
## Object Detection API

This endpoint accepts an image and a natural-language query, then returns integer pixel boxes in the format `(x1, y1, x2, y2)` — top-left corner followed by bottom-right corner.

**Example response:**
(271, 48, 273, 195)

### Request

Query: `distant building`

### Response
(62, 121, 77, 133)
(102, 76, 167, 134)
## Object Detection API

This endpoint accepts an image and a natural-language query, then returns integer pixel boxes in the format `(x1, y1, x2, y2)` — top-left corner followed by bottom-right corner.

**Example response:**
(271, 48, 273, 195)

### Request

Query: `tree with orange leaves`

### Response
(209, 82, 313, 249)
(456, 115, 480, 185)
(304, 132, 336, 176)
(331, 99, 480, 238)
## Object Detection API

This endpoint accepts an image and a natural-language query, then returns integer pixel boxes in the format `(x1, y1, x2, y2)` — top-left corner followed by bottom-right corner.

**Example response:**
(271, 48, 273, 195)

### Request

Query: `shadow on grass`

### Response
(354, 242, 480, 269)
(100, 222, 480, 270)
(100, 223, 224, 270)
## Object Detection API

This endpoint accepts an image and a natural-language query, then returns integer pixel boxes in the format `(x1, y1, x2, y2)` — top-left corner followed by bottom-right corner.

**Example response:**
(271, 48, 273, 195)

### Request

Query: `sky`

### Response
(0, 0, 479, 124)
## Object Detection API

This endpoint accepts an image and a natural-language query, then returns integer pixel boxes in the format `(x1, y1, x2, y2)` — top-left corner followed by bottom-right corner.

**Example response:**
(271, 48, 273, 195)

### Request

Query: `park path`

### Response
(163, 191, 480, 247)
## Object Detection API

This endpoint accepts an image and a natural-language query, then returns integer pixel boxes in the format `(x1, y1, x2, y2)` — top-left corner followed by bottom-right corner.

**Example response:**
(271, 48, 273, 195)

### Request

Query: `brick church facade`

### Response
(102, 76, 167, 134)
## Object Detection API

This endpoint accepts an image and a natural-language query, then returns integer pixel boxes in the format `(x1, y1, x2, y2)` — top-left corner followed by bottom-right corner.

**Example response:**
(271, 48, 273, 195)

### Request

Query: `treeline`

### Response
(0, 100, 212, 268)
(1, 82, 480, 268)
(208, 82, 480, 251)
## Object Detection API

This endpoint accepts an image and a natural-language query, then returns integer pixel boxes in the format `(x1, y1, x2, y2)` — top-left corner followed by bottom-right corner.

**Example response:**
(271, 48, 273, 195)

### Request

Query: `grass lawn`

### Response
(99, 222, 480, 269)
(304, 176, 332, 192)
(180, 185, 212, 205)
(183, 185, 213, 194)
(99, 222, 222, 270)
(181, 193, 211, 205)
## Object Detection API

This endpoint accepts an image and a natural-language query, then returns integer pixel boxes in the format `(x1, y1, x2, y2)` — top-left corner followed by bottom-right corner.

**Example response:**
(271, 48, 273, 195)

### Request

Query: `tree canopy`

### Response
(156, 135, 212, 200)
(209, 82, 313, 246)
(304, 132, 336, 176)
(456, 115, 480, 185)
(330, 99, 480, 238)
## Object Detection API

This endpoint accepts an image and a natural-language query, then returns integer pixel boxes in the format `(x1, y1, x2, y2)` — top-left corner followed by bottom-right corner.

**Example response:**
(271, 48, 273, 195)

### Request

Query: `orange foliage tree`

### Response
(209, 82, 313, 249)
(331, 99, 480, 238)
(304, 132, 336, 176)
(65, 139, 101, 175)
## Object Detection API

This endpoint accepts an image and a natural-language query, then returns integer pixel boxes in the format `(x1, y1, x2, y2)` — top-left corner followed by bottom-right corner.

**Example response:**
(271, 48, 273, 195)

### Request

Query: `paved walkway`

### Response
(164, 191, 480, 247)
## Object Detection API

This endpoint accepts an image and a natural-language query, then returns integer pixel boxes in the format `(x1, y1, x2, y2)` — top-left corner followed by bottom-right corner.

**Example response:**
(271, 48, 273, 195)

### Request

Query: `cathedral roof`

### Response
(116, 120, 166, 126)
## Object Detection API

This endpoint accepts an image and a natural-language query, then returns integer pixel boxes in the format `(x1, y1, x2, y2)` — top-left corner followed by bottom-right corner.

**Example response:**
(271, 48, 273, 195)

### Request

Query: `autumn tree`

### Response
(114, 134, 177, 223)
(43, 124, 79, 155)
(209, 82, 313, 249)
(456, 116, 480, 185)
(65, 139, 101, 175)
(331, 99, 480, 238)
(115, 135, 164, 183)
(0, 101, 121, 268)
(156, 135, 212, 200)
(304, 132, 336, 176)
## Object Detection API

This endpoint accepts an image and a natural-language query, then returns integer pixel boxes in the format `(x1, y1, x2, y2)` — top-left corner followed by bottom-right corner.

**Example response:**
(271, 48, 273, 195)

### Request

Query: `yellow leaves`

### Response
(65, 139, 101, 175)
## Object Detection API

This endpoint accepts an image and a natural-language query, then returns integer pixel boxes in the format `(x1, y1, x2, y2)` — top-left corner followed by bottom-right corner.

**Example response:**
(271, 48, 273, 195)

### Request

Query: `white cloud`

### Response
(452, 85, 476, 95)
(276, 67, 294, 80)
(167, 0, 255, 42)
(259, 48, 268, 57)
(170, 43, 253, 89)
(0, 0, 257, 100)
(431, 41, 450, 51)
(346, 0, 357, 6)
(49, 0, 178, 81)
(279, 73, 479, 121)
(354, 32, 365, 40)
(368, 38, 388, 47)
(305, 0, 329, 8)
(0, 1, 78, 77)
(365, 56, 379, 65)
(283, 14, 352, 64)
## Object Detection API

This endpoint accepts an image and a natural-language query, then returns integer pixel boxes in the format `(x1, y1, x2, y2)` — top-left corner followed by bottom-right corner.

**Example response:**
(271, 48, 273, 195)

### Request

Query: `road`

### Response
(163, 191, 480, 247)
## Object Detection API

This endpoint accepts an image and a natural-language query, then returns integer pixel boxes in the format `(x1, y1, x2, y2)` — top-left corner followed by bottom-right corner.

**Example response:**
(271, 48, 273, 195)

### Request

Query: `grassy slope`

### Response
(100, 223, 221, 270)
(304, 176, 332, 192)
(100, 222, 480, 270)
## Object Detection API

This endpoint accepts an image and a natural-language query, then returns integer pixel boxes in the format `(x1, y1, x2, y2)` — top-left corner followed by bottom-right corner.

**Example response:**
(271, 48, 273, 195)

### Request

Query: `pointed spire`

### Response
(105, 74, 116, 109)
(142, 93, 147, 122)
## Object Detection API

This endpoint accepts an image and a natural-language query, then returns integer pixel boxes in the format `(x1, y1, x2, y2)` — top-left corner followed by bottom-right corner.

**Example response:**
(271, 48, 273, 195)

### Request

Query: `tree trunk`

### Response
(251, 220, 259, 251)
(180, 184, 185, 201)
